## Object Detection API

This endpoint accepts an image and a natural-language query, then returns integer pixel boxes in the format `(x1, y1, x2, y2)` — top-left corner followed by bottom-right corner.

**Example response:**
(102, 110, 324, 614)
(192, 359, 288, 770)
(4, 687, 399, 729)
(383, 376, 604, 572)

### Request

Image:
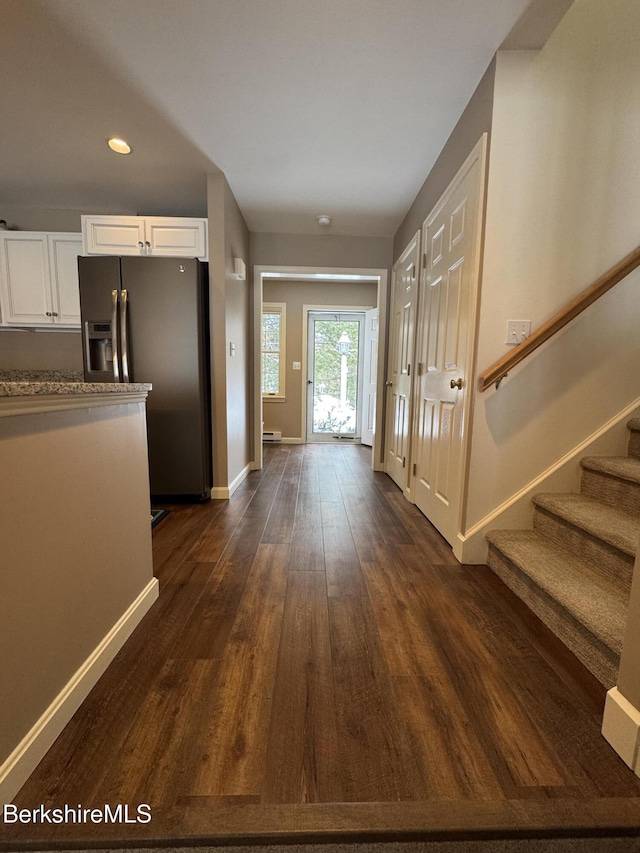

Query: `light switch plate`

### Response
(292, 361, 301, 370)
(506, 320, 531, 345)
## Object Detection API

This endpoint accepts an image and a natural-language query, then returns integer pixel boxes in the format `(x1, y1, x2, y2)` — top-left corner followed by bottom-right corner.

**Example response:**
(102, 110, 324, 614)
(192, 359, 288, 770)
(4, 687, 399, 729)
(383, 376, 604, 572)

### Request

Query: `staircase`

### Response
(486, 418, 640, 687)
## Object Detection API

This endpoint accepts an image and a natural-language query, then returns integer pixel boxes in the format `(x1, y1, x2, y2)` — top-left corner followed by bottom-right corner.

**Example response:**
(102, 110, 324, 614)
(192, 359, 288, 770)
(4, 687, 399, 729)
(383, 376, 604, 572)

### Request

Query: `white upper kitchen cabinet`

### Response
(82, 215, 208, 260)
(0, 232, 82, 327)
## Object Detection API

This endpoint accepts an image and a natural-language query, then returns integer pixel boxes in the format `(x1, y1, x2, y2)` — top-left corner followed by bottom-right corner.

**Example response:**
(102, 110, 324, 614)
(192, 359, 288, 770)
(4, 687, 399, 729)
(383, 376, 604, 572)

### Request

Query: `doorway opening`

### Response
(252, 266, 388, 471)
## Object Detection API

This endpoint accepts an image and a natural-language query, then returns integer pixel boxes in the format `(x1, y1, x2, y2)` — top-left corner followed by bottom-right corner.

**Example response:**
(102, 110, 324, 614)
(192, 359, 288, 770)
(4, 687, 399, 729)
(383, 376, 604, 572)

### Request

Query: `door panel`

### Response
(306, 312, 365, 443)
(411, 138, 486, 544)
(361, 308, 378, 447)
(384, 232, 419, 491)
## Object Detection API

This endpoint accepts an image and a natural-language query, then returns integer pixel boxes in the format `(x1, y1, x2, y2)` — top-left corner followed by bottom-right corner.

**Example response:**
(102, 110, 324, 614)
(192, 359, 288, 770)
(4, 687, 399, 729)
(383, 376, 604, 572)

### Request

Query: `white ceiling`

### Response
(1, 0, 557, 236)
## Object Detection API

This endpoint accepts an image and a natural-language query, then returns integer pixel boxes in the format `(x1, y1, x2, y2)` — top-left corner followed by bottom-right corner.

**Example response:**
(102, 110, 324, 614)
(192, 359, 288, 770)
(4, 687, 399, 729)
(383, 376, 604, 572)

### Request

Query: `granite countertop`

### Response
(0, 369, 151, 397)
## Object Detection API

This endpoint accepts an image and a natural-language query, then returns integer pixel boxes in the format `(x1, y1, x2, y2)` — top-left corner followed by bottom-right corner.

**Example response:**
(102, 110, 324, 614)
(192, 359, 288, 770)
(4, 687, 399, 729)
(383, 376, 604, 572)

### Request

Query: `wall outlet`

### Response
(506, 320, 531, 345)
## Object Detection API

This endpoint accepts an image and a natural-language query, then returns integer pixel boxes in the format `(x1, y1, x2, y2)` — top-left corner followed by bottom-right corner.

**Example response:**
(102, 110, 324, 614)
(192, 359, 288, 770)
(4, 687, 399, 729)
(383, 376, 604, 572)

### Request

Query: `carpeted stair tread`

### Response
(532, 492, 640, 557)
(580, 455, 640, 484)
(486, 529, 627, 654)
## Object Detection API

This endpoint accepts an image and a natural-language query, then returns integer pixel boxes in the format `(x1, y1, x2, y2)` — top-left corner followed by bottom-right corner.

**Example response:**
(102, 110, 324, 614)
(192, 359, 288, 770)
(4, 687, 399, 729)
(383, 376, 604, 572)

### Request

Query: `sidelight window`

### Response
(261, 303, 286, 398)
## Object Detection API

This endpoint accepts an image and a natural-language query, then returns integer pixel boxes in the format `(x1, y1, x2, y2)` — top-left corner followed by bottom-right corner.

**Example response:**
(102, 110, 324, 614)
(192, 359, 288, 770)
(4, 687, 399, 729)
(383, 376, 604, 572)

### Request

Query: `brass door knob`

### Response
(450, 378, 463, 390)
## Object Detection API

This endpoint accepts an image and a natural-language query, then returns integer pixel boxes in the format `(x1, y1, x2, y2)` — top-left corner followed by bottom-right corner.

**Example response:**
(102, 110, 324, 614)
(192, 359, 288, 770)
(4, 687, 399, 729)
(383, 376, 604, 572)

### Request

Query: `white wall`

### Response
(465, 0, 640, 531)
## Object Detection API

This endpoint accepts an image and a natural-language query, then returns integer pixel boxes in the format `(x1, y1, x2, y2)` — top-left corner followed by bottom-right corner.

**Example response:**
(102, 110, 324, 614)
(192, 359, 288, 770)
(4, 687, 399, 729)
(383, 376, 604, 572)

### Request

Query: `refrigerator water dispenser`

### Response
(85, 322, 113, 376)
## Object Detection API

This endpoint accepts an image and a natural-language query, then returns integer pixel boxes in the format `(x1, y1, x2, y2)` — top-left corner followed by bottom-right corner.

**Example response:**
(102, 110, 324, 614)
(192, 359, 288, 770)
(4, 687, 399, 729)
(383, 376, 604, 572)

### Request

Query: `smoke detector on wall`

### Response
(316, 214, 332, 227)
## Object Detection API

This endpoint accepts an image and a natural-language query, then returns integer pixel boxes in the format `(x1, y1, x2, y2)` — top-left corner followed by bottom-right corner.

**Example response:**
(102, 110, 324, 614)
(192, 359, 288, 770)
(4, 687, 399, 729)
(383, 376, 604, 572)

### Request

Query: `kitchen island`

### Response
(0, 370, 157, 802)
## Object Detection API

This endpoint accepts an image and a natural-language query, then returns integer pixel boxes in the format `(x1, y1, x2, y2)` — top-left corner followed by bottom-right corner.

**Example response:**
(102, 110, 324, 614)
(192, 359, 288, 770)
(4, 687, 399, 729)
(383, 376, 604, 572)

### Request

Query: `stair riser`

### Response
(580, 469, 640, 515)
(628, 430, 640, 459)
(486, 544, 619, 686)
(532, 508, 634, 593)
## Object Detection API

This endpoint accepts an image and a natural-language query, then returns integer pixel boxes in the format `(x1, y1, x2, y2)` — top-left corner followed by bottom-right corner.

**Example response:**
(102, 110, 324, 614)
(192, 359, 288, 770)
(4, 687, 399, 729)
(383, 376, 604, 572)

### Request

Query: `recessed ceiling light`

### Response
(108, 137, 132, 155)
(317, 214, 331, 227)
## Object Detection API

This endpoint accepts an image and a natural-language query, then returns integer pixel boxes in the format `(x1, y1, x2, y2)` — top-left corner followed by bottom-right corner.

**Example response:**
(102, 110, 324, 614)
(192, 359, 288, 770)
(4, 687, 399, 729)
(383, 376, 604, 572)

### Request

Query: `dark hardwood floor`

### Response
(4, 443, 640, 848)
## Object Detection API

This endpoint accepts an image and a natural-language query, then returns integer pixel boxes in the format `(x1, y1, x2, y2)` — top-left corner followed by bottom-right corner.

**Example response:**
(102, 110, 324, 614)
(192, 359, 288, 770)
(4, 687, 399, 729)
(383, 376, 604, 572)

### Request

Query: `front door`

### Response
(306, 312, 365, 443)
(411, 136, 486, 544)
(384, 233, 419, 491)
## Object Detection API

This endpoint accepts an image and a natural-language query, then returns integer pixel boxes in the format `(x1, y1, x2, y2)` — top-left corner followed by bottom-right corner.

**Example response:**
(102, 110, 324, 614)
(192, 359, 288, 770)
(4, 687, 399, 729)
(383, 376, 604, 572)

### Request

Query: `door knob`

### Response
(450, 378, 464, 390)
(385, 380, 393, 387)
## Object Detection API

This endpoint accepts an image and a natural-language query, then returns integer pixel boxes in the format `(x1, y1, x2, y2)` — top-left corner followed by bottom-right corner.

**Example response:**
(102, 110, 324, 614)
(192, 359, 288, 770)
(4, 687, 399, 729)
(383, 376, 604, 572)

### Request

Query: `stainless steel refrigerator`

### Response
(78, 255, 212, 500)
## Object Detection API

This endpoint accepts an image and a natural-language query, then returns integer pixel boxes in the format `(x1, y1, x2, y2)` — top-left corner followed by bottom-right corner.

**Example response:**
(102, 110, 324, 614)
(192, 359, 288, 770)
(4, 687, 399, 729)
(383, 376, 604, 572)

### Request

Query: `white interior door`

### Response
(361, 308, 378, 447)
(411, 136, 486, 544)
(306, 312, 365, 443)
(384, 233, 419, 491)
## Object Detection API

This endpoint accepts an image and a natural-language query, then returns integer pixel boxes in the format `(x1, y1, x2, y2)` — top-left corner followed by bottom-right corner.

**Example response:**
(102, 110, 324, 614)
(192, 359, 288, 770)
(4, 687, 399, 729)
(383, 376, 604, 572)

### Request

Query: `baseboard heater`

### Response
(262, 430, 282, 442)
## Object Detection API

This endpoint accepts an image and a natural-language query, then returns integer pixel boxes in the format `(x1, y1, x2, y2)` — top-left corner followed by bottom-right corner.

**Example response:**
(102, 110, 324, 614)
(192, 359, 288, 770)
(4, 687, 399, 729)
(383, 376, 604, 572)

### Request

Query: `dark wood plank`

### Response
(289, 491, 325, 571)
(169, 514, 269, 659)
(328, 595, 431, 801)
(152, 501, 223, 586)
(184, 488, 256, 562)
(262, 452, 302, 543)
(383, 490, 459, 564)
(262, 572, 342, 803)
(187, 543, 290, 797)
(394, 675, 503, 800)
(389, 551, 571, 792)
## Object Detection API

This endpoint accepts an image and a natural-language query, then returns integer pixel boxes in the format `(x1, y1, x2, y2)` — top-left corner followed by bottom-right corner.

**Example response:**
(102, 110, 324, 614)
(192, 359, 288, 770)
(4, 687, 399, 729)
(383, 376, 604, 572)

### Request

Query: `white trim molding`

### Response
(602, 687, 640, 776)
(0, 391, 150, 418)
(211, 462, 252, 500)
(456, 398, 640, 564)
(0, 578, 159, 802)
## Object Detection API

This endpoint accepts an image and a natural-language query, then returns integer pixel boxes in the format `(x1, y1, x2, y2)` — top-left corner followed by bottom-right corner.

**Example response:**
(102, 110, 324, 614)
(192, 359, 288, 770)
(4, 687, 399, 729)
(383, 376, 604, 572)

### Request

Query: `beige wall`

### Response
(465, 0, 640, 531)
(0, 399, 154, 777)
(207, 172, 251, 489)
(223, 177, 251, 484)
(251, 232, 393, 271)
(0, 205, 87, 232)
(393, 58, 496, 260)
(0, 330, 83, 371)
(262, 279, 377, 440)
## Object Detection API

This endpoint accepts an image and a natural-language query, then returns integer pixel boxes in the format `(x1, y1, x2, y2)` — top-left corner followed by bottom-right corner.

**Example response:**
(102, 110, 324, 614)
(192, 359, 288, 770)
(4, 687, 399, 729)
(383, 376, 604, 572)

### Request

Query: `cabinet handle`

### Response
(138, 241, 144, 250)
(52, 312, 58, 317)
(45, 311, 52, 317)
(145, 240, 151, 255)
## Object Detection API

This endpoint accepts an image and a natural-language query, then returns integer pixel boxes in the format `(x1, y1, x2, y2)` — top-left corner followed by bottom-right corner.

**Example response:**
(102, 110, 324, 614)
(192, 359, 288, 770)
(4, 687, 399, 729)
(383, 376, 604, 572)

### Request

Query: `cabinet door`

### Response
(145, 218, 208, 259)
(48, 234, 82, 325)
(0, 233, 52, 324)
(82, 216, 146, 256)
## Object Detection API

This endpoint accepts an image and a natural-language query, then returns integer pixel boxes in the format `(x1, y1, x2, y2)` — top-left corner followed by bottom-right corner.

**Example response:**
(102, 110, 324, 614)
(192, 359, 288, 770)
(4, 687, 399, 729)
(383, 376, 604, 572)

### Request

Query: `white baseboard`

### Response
(602, 687, 640, 776)
(210, 462, 252, 500)
(210, 486, 230, 499)
(456, 398, 640, 564)
(0, 578, 159, 803)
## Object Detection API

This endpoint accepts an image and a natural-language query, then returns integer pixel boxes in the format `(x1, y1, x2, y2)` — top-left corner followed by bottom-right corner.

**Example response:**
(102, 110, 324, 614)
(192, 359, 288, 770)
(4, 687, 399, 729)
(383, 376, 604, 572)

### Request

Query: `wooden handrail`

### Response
(478, 245, 640, 392)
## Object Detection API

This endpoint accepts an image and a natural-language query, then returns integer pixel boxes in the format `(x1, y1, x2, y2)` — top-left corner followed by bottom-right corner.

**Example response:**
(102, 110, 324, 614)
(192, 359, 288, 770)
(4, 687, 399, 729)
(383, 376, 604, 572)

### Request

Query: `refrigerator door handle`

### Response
(111, 288, 120, 382)
(120, 288, 130, 382)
